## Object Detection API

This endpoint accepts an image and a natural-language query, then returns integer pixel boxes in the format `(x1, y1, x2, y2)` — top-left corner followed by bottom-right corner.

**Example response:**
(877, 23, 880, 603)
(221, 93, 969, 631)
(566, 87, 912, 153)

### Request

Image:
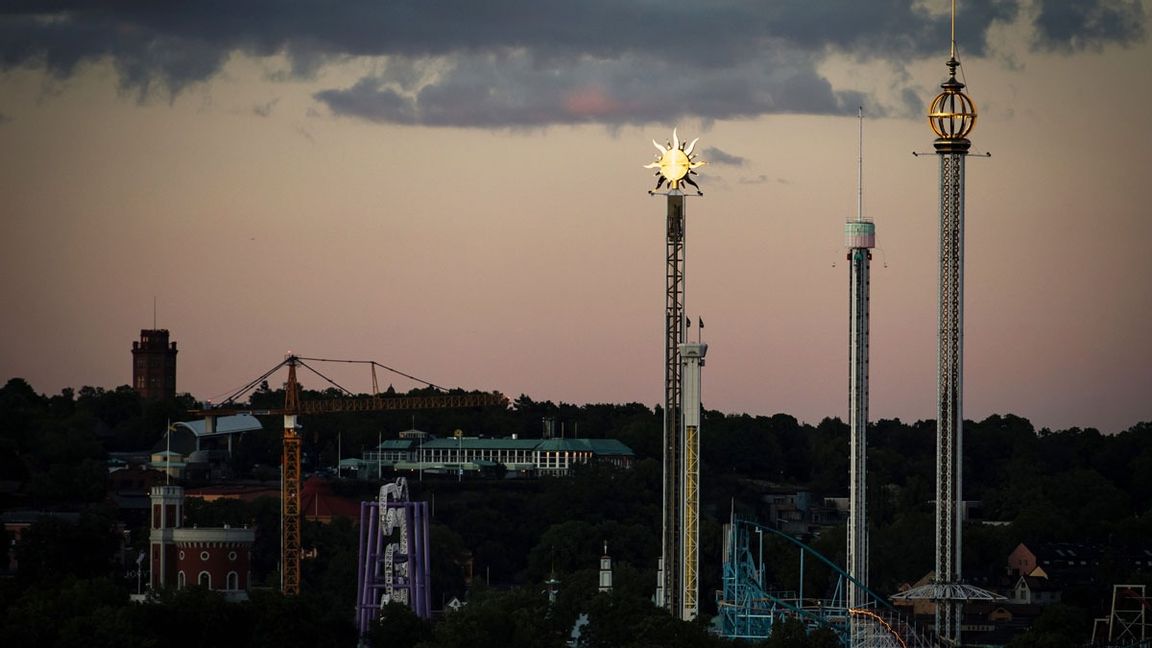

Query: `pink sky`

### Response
(1, 3, 1149, 433)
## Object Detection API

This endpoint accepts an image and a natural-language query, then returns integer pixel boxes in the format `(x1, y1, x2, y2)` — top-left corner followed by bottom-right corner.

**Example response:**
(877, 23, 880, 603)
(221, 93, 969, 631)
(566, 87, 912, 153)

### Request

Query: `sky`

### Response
(1, 1, 1149, 434)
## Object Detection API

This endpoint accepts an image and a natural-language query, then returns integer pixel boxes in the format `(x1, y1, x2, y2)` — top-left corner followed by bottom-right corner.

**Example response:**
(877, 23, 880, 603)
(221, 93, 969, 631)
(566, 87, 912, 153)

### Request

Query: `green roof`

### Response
(377, 439, 416, 450)
(417, 437, 633, 456)
(421, 438, 540, 450)
(535, 438, 634, 456)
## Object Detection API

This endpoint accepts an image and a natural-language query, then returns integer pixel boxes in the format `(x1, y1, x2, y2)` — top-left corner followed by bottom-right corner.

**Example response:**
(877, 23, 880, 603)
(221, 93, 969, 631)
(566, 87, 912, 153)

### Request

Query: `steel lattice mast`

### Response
(644, 130, 704, 618)
(931, 51, 972, 643)
(845, 107, 875, 647)
(662, 191, 686, 615)
(282, 358, 302, 594)
(891, 2, 1002, 641)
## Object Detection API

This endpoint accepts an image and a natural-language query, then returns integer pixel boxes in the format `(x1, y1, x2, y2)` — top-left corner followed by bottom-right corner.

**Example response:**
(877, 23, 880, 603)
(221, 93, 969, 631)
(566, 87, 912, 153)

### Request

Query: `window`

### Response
(199, 571, 211, 588)
(201, 551, 210, 561)
(227, 571, 239, 590)
(228, 551, 237, 561)
(178, 571, 186, 588)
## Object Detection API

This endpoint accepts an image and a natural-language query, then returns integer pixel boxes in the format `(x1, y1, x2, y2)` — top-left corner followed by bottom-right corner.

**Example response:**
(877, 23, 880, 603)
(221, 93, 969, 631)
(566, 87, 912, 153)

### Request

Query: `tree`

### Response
(1006, 604, 1089, 648)
(425, 587, 568, 648)
(14, 509, 121, 586)
(366, 601, 432, 648)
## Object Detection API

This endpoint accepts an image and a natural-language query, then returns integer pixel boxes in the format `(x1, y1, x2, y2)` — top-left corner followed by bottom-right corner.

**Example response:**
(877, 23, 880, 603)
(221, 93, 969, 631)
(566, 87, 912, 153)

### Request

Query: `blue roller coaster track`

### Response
(716, 517, 939, 648)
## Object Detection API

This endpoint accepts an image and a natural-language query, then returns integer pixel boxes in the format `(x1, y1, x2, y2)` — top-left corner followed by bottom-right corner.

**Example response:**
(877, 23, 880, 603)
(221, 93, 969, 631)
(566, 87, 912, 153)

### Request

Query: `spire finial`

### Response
(950, 0, 957, 60)
(928, 0, 976, 140)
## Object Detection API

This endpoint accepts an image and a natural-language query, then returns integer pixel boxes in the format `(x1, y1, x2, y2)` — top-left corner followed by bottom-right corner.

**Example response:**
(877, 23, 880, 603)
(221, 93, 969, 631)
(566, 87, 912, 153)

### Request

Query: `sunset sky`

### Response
(1, 1, 1149, 434)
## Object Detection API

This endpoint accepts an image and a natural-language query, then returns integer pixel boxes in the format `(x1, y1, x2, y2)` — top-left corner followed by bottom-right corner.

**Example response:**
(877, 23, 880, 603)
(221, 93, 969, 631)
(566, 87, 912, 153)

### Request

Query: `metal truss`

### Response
(718, 518, 939, 648)
(662, 192, 686, 615)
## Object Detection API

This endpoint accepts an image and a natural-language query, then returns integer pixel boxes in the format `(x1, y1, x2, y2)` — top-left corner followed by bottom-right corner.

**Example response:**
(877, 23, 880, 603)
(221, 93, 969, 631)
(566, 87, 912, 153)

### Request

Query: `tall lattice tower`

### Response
(844, 108, 874, 647)
(891, 2, 1001, 642)
(643, 129, 704, 619)
(928, 7, 976, 643)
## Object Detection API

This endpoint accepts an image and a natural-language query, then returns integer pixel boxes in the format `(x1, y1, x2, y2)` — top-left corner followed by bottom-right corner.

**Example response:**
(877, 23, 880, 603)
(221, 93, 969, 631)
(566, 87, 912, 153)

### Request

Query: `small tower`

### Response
(546, 570, 561, 605)
(599, 542, 614, 594)
(149, 484, 184, 589)
(132, 329, 178, 400)
(679, 341, 708, 620)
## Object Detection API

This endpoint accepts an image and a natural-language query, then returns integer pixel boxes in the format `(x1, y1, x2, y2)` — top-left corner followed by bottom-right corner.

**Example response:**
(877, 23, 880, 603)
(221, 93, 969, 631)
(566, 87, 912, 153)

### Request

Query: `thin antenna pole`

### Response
(166, 419, 171, 485)
(950, 0, 957, 59)
(857, 106, 864, 222)
(153, 296, 157, 329)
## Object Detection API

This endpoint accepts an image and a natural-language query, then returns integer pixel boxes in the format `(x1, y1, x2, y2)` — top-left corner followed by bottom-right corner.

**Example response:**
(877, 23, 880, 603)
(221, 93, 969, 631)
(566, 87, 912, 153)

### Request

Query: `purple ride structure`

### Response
(355, 477, 431, 636)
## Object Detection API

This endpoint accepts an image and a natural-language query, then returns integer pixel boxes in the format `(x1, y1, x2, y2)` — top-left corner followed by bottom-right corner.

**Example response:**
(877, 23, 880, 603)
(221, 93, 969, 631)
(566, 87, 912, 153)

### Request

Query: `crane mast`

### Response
(194, 354, 506, 596)
(282, 358, 302, 594)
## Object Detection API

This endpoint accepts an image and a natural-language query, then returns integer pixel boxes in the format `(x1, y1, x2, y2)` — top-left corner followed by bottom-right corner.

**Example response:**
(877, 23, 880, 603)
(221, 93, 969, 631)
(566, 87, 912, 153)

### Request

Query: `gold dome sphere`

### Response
(928, 76, 976, 140)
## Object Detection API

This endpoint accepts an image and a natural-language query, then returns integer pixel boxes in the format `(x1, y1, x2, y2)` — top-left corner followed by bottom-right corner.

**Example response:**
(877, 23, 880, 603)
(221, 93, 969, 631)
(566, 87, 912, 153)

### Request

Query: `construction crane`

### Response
(191, 354, 506, 596)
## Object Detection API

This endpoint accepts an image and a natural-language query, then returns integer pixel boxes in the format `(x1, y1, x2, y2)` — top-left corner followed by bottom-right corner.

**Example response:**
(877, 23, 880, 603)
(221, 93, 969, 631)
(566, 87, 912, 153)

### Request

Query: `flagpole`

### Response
(165, 419, 171, 484)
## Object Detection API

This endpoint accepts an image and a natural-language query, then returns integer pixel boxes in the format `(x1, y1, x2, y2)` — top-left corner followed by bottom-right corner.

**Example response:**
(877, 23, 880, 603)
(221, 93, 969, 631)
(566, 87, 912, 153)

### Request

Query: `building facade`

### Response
(361, 433, 634, 477)
(149, 485, 255, 600)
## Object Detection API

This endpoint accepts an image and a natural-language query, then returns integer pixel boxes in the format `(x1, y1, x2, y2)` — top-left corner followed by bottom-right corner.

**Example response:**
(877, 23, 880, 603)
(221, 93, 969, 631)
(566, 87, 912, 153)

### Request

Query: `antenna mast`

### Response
(857, 106, 864, 222)
(950, 0, 958, 60)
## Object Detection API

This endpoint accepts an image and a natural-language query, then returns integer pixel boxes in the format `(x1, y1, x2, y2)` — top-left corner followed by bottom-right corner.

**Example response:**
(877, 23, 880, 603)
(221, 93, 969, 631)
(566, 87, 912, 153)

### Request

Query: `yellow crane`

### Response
(192, 354, 506, 595)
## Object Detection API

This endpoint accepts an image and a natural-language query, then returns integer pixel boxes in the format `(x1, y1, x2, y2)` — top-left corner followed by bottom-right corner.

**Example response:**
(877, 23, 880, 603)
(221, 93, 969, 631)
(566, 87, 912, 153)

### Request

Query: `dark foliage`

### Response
(1, 377, 1149, 645)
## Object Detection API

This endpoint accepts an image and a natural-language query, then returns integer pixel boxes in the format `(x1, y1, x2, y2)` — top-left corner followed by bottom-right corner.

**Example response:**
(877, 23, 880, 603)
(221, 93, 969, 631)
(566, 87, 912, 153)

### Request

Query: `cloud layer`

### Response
(0, 0, 1145, 127)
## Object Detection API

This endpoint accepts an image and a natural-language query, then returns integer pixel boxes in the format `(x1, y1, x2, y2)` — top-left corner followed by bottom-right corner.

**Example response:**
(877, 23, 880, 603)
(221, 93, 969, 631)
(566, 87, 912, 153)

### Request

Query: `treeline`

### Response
(1, 377, 1149, 647)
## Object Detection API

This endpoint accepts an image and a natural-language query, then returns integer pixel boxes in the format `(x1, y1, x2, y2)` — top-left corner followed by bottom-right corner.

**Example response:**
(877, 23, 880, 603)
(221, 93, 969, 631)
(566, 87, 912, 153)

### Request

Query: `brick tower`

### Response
(132, 329, 178, 400)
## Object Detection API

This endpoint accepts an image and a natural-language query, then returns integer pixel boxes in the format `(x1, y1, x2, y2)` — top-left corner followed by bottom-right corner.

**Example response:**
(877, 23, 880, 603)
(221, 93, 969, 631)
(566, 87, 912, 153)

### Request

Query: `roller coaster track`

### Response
(717, 517, 940, 648)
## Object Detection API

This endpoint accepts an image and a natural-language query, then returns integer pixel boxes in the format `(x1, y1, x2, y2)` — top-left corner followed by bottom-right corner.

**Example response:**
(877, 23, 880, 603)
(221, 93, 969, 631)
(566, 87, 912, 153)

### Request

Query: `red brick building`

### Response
(149, 485, 255, 600)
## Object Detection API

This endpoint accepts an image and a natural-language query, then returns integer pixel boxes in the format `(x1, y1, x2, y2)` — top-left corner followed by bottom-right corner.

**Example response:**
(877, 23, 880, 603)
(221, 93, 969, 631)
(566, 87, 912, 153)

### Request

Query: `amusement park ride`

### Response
(192, 354, 505, 596)
(718, 518, 938, 648)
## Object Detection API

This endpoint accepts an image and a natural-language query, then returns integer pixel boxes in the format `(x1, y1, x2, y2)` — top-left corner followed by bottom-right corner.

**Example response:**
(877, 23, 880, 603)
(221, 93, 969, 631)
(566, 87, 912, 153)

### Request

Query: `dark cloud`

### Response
(0, 1, 1142, 126)
(704, 147, 746, 167)
(1033, 0, 1146, 51)
(313, 49, 864, 127)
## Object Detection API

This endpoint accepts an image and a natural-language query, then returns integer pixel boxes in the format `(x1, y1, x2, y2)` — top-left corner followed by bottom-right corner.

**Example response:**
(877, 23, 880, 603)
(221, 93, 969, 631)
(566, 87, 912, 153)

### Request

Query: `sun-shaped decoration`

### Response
(644, 128, 706, 195)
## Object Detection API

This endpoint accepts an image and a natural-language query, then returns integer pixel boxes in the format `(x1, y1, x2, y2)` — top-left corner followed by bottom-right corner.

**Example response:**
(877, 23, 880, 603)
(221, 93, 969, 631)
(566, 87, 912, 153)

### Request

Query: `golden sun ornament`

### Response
(644, 128, 705, 195)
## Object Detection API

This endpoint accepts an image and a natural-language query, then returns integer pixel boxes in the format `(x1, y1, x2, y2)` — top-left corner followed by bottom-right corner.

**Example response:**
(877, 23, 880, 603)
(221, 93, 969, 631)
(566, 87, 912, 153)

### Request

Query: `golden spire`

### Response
(928, 0, 976, 140)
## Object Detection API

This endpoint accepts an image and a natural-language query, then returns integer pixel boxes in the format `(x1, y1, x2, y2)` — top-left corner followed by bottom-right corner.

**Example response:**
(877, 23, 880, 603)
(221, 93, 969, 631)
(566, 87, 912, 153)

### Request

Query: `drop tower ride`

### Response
(644, 130, 705, 620)
(892, 2, 1001, 643)
(845, 108, 874, 647)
